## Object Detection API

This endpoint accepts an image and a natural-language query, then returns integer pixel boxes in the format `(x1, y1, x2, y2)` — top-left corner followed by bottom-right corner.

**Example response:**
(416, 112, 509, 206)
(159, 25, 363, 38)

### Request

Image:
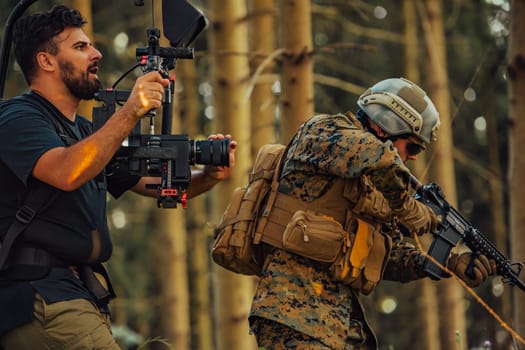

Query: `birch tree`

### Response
(403, 1, 440, 349)
(178, 58, 215, 350)
(208, 1, 257, 349)
(249, 0, 278, 151)
(418, 1, 468, 349)
(278, 0, 314, 141)
(150, 3, 191, 348)
(507, 0, 525, 338)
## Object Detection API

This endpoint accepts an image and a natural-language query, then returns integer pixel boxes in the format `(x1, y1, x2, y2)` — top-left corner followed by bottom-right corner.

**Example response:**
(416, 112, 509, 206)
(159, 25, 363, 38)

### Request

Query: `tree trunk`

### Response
(152, 2, 191, 347)
(249, 0, 278, 152)
(208, 1, 257, 349)
(179, 58, 214, 350)
(403, 2, 440, 350)
(507, 0, 525, 338)
(278, 0, 314, 141)
(153, 210, 191, 350)
(418, 1, 468, 349)
(480, 49, 514, 349)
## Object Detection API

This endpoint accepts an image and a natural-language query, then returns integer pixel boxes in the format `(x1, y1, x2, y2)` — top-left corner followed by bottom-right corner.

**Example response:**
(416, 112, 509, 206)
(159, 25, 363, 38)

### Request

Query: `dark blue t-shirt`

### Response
(0, 92, 140, 334)
(0, 92, 139, 262)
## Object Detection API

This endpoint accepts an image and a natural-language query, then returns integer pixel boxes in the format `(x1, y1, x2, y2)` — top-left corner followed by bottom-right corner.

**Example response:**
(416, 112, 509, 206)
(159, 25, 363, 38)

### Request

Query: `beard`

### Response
(59, 59, 102, 100)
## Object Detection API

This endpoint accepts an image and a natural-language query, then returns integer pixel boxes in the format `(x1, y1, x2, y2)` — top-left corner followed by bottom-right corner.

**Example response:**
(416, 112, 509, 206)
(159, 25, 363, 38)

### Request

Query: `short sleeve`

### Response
(0, 102, 64, 185)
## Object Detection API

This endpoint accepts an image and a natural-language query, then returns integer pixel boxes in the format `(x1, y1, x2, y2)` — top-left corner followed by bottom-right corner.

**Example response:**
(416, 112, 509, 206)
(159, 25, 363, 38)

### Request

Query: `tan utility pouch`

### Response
(329, 218, 388, 295)
(212, 186, 262, 276)
(282, 210, 346, 263)
(211, 144, 287, 276)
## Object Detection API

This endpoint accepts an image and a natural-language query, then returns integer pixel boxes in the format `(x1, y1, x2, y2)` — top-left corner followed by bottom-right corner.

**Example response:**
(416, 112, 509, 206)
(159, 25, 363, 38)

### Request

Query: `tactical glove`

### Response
(393, 197, 439, 235)
(447, 252, 496, 288)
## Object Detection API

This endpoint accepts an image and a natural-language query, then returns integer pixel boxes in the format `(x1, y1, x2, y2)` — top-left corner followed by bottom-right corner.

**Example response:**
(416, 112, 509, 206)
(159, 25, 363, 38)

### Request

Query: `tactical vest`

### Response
(255, 176, 393, 295)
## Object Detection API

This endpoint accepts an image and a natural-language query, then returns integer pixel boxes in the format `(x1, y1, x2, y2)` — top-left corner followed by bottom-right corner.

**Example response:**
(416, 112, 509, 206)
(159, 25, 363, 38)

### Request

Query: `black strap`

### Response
(0, 182, 61, 270)
(0, 93, 76, 270)
(78, 264, 116, 307)
(27, 92, 81, 146)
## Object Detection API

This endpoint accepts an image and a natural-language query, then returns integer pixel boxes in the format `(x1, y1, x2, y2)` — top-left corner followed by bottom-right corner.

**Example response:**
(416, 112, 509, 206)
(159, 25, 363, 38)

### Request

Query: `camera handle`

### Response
(137, 27, 193, 134)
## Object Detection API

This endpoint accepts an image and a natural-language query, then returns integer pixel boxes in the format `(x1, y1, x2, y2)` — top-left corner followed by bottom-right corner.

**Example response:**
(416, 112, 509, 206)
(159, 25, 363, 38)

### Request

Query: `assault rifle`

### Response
(410, 175, 525, 292)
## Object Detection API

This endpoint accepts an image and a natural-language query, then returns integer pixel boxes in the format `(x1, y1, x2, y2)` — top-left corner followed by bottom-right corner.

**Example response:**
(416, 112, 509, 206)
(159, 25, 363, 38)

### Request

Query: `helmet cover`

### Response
(357, 78, 440, 145)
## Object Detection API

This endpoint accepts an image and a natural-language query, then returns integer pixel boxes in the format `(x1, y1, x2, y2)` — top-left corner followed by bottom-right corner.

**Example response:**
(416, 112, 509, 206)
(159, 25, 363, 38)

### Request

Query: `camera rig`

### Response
(93, 23, 229, 209)
(1, 0, 230, 209)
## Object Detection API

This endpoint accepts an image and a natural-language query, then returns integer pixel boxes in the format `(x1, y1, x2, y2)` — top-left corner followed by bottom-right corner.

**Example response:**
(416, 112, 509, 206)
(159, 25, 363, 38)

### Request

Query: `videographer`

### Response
(0, 5, 236, 349)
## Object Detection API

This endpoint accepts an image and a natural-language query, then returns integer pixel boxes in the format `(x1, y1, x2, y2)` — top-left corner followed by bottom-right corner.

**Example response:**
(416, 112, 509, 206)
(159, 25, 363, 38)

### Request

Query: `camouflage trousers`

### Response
(251, 317, 373, 350)
(252, 317, 331, 350)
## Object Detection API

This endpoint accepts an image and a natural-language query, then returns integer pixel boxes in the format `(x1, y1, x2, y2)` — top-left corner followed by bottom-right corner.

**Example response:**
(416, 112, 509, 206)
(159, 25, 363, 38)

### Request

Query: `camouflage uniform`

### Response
(249, 113, 428, 349)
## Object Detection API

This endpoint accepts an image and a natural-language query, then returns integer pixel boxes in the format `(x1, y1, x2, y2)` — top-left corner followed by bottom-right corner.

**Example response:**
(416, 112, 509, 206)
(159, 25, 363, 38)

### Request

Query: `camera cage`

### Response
(1, 0, 229, 209)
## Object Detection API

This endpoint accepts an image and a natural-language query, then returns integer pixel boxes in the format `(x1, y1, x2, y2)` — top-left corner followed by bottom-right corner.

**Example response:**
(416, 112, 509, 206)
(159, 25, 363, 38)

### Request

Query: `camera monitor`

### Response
(162, 0, 208, 48)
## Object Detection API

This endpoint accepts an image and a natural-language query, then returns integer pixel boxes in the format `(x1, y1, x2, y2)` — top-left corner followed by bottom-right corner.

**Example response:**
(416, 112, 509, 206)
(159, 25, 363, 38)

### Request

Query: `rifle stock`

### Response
(410, 175, 525, 292)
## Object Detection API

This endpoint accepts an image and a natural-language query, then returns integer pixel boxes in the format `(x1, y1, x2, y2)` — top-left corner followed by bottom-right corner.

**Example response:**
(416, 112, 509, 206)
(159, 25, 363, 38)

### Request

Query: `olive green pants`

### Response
(0, 294, 120, 350)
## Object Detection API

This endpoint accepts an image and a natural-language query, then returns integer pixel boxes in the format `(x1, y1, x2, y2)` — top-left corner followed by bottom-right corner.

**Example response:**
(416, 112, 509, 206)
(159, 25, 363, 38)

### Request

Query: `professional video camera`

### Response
(0, 0, 231, 209)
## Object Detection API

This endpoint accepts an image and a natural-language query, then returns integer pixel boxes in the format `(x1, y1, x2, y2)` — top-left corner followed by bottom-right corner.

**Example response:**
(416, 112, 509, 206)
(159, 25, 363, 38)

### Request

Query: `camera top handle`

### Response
(136, 27, 194, 134)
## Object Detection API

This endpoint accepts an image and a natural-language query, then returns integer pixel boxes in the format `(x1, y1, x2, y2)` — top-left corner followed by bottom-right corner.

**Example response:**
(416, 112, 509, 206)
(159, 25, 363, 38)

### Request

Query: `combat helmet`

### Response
(357, 78, 440, 145)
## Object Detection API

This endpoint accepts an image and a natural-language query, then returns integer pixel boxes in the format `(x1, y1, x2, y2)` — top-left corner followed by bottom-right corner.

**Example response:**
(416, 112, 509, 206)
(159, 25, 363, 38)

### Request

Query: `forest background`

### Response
(1, 0, 524, 349)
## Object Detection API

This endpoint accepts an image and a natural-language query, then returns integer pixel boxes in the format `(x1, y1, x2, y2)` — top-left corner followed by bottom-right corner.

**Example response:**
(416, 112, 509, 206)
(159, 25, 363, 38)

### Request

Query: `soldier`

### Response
(249, 78, 495, 349)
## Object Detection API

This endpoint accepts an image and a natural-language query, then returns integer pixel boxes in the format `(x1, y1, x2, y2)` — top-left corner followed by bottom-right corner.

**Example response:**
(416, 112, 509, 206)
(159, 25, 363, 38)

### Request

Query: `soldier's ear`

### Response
(368, 120, 388, 138)
(376, 127, 389, 138)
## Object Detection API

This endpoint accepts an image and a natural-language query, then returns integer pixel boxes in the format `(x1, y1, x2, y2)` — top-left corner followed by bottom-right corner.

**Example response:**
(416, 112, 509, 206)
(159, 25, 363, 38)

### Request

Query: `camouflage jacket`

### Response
(250, 113, 428, 349)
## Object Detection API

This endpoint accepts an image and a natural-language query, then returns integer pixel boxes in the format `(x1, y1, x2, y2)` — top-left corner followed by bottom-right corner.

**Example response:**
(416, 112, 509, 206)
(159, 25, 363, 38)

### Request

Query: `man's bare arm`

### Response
(33, 72, 169, 191)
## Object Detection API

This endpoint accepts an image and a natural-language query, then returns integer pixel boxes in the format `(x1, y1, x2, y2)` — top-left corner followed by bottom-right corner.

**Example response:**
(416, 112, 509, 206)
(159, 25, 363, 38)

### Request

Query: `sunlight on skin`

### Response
(68, 140, 98, 184)
(138, 84, 149, 108)
(139, 91, 149, 108)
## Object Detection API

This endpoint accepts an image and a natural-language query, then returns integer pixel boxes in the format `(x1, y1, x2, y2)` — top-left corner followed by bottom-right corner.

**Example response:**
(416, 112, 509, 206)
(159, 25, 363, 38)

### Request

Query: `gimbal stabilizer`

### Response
(93, 28, 230, 208)
(93, 1, 230, 208)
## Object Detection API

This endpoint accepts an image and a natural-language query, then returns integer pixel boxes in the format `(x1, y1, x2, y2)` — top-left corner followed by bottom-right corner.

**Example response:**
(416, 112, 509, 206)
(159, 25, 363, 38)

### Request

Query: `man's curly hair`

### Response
(13, 5, 86, 84)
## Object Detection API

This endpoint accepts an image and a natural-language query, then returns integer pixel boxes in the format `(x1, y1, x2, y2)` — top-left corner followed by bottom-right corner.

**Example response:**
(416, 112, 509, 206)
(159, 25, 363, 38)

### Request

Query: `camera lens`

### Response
(192, 139, 230, 166)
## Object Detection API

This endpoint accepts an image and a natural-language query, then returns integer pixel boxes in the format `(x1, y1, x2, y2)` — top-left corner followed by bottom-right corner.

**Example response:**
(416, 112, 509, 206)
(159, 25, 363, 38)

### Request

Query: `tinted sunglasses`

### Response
(390, 135, 425, 156)
(406, 142, 424, 156)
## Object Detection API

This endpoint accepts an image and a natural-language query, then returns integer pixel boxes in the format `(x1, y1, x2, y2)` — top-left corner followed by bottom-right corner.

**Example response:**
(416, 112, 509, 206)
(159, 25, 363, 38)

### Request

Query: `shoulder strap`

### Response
(252, 142, 289, 245)
(0, 93, 73, 270)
